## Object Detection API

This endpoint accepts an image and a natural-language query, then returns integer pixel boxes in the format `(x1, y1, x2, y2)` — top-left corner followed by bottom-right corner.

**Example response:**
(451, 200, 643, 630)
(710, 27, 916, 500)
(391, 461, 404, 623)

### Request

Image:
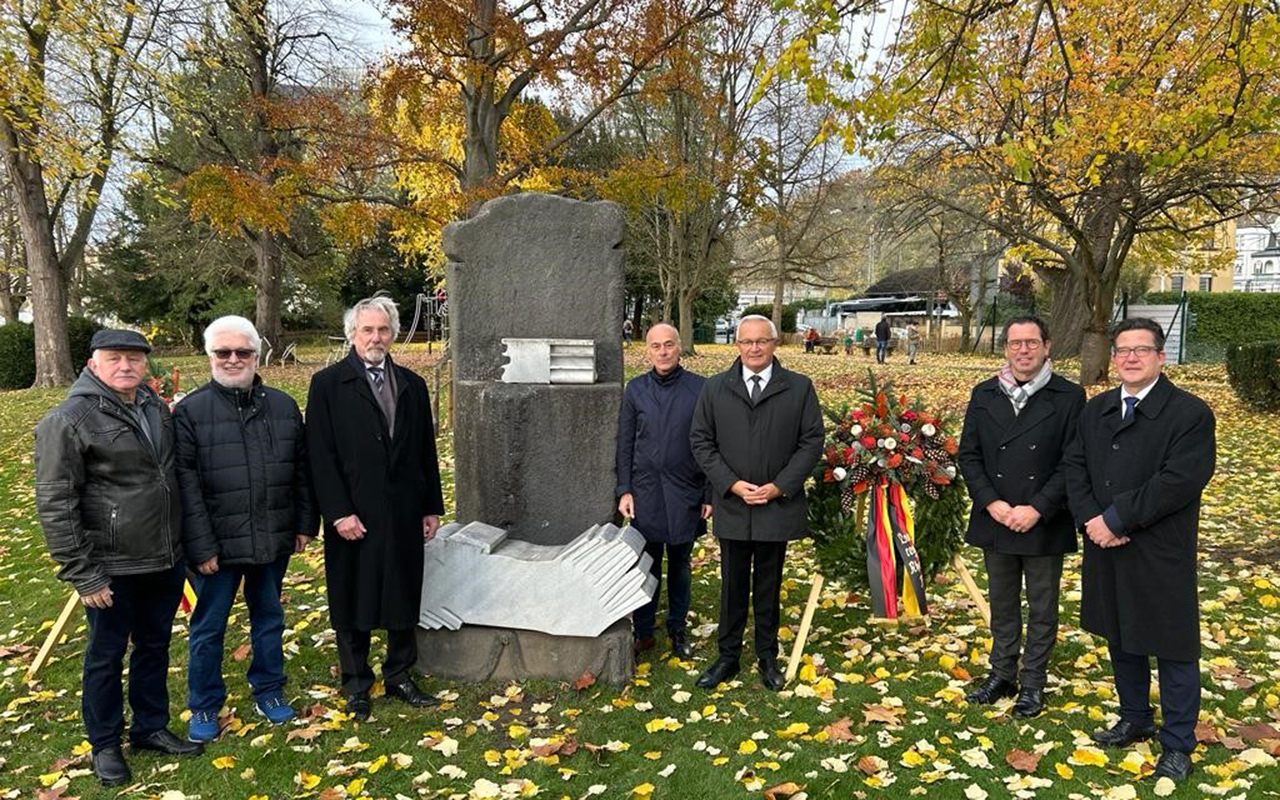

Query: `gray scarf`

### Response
(998, 359, 1053, 415)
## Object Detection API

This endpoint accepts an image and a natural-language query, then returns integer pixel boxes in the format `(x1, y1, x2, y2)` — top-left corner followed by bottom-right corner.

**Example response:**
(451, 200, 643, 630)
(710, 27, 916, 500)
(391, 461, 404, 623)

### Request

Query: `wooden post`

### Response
(27, 591, 80, 680)
(784, 574, 825, 684)
(951, 552, 991, 629)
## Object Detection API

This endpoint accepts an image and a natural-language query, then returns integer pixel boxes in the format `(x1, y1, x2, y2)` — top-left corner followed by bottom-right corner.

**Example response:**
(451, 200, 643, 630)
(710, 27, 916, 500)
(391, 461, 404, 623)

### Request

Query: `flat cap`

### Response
(90, 328, 153, 354)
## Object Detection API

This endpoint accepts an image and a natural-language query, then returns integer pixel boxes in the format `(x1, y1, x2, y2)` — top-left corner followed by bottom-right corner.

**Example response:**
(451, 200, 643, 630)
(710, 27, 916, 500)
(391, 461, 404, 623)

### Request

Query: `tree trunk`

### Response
(678, 289, 696, 357)
(253, 230, 284, 350)
(461, 0, 500, 198)
(771, 273, 784, 335)
(1037, 266, 1087, 358)
(2, 143, 72, 385)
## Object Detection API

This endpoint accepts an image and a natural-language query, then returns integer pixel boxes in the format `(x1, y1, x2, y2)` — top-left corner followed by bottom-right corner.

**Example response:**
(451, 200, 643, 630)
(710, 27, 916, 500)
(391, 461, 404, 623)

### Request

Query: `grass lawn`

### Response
(0, 345, 1277, 800)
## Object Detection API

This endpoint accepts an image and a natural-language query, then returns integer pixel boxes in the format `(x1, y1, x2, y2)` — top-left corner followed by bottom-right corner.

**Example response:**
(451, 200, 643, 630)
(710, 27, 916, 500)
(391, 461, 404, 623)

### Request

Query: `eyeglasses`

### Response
(738, 338, 776, 348)
(1005, 340, 1043, 351)
(212, 348, 257, 361)
(1112, 346, 1160, 358)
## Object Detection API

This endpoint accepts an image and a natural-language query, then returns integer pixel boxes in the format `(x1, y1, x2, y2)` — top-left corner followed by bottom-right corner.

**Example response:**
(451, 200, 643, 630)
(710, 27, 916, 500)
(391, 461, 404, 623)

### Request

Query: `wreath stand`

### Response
(27, 580, 201, 681)
(784, 493, 990, 684)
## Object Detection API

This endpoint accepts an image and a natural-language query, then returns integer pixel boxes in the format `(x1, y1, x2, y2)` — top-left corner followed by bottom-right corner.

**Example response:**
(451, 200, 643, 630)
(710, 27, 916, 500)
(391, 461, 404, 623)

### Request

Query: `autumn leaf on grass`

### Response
(632, 782, 655, 798)
(232, 643, 251, 662)
(1068, 747, 1108, 767)
(1196, 720, 1221, 744)
(644, 717, 682, 733)
(1235, 722, 1280, 742)
(1005, 749, 1041, 773)
(212, 755, 237, 769)
(574, 671, 596, 691)
(856, 755, 887, 775)
(763, 782, 805, 800)
(862, 703, 904, 726)
(822, 717, 857, 742)
(296, 770, 322, 790)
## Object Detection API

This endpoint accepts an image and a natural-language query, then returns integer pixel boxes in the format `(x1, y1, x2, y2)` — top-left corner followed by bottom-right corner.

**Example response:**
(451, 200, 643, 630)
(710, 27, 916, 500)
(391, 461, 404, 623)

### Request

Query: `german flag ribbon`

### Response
(864, 478, 929, 619)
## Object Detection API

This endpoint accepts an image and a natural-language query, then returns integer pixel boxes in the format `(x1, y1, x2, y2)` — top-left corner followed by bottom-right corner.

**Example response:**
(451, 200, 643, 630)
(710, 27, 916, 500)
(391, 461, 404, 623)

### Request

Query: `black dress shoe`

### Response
(1153, 749, 1193, 781)
(669, 632, 695, 660)
(1013, 687, 1045, 718)
(385, 677, 440, 708)
(757, 658, 786, 692)
(130, 728, 205, 756)
(92, 746, 131, 786)
(965, 674, 1018, 705)
(695, 658, 740, 689)
(1091, 719, 1157, 748)
(346, 692, 371, 720)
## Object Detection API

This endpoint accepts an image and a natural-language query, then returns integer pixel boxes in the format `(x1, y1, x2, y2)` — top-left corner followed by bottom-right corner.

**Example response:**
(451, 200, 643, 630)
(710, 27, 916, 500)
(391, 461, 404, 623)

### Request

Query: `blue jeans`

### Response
(83, 564, 185, 750)
(187, 554, 290, 713)
(633, 541, 694, 639)
(876, 340, 889, 362)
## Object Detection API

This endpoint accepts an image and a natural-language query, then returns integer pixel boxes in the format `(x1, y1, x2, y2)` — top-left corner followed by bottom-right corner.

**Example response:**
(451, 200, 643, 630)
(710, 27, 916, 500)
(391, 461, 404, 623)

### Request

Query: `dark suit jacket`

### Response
(306, 350, 444, 630)
(958, 373, 1085, 555)
(1064, 374, 1215, 660)
(689, 358, 824, 542)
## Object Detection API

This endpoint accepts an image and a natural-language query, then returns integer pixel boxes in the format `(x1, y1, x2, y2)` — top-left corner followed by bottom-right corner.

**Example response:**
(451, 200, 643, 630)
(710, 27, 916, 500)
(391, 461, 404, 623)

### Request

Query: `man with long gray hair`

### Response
(173, 315, 317, 742)
(307, 295, 446, 720)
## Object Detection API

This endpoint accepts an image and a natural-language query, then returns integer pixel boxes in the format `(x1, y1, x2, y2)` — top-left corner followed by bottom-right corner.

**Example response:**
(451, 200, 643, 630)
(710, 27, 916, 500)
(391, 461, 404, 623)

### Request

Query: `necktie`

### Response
(1123, 395, 1138, 419)
(750, 375, 762, 405)
(369, 366, 385, 391)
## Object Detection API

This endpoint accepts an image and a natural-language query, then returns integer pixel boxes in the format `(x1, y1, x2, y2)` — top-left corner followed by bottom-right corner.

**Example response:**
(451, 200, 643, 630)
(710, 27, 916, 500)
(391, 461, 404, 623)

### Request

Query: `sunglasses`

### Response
(212, 348, 257, 361)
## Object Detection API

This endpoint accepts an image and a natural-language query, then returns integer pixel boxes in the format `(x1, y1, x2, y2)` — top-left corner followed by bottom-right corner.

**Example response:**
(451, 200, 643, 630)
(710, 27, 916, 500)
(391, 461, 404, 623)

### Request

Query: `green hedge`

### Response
(67, 316, 104, 367)
(1143, 292, 1280, 345)
(1226, 341, 1280, 411)
(0, 323, 36, 390)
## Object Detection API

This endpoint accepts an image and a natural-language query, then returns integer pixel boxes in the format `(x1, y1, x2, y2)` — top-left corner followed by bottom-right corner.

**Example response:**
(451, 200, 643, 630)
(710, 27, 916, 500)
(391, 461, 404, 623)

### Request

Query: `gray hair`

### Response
(203, 315, 261, 355)
(344, 295, 401, 343)
(646, 322, 682, 345)
(736, 314, 778, 339)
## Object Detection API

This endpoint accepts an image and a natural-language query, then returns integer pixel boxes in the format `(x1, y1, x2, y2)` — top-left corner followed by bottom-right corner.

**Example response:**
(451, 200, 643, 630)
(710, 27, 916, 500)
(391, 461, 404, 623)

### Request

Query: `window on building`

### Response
(1199, 275, 1212, 292)
(1256, 261, 1265, 275)
(1170, 274, 1184, 293)
(1236, 262, 1243, 274)
(1268, 260, 1276, 275)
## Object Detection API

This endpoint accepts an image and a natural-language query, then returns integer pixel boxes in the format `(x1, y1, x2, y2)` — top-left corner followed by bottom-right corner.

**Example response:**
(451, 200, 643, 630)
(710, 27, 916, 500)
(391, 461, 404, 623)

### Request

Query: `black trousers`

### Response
(82, 564, 185, 751)
(335, 628, 417, 696)
(1109, 644, 1200, 754)
(984, 550, 1063, 689)
(717, 539, 787, 662)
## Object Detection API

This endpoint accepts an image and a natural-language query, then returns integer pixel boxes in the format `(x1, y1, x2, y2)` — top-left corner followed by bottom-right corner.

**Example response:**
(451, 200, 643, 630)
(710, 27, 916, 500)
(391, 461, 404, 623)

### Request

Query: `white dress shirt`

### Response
(742, 363, 773, 395)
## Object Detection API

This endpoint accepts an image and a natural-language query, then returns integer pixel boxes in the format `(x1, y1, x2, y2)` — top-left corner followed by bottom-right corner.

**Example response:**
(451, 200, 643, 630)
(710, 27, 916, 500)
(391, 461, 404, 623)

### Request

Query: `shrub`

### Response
(1226, 340, 1280, 411)
(66, 316, 104, 367)
(1143, 292, 1280, 346)
(0, 323, 36, 390)
(740, 303, 797, 333)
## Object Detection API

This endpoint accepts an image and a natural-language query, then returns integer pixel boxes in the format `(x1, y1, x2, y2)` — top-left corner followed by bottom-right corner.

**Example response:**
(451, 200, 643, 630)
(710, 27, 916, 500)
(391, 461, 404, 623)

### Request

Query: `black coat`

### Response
(306, 351, 445, 631)
(616, 366, 709, 545)
(174, 376, 317, 567)
(874, 319, 890, 342)
(1064, 375, 1216, 661)
(958, 373, 1085, 555)
(690, 359, 824, 542)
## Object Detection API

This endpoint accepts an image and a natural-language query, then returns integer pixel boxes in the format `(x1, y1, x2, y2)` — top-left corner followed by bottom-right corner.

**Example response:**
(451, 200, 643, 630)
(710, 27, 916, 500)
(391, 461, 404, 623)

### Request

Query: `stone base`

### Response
(416, 618, 634, 684)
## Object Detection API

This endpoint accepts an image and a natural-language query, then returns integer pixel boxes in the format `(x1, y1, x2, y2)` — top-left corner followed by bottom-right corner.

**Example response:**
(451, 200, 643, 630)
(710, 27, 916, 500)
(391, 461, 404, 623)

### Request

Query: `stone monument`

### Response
(417, 193, 645, 684)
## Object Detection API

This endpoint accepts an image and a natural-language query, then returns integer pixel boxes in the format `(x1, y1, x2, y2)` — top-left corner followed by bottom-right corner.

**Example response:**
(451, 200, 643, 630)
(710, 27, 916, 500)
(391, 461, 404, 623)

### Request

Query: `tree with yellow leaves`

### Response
(779, 0, 1280, 383)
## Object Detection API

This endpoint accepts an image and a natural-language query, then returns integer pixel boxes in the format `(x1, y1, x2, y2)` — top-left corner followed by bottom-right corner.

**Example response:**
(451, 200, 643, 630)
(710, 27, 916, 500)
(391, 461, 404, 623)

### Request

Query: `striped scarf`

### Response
(998, 359, 1053, 415)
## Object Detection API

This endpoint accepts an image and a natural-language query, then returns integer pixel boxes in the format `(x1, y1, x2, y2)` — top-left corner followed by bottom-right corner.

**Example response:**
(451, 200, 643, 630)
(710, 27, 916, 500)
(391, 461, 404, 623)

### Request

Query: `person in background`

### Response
(874, 315, 891, 363)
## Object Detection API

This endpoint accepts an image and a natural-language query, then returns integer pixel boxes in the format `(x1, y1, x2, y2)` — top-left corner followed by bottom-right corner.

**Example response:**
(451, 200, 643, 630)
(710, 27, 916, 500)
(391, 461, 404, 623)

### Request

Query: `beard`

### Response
(213, 367, 256, 390)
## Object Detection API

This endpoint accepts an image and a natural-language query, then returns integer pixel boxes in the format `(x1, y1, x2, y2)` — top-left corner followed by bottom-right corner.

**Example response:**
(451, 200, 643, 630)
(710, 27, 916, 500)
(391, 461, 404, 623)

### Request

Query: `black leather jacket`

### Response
(34, 369, 183, 594)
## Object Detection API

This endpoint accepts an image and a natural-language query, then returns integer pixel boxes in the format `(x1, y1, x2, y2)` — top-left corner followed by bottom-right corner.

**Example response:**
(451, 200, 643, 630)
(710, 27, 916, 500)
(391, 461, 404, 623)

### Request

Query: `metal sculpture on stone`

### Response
(418, 192, 646, 684)
(419, 522, 657, 637)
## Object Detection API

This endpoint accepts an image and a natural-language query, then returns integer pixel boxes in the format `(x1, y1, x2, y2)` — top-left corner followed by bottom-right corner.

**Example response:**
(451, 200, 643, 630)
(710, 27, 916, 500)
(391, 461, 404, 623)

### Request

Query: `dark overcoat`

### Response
(689, 358, 824, 542)
(615, 366, 709, 545)
(306, 350, 445, 631)
(958, 373, 1085, 555)
(1064, 374, 1216, 661)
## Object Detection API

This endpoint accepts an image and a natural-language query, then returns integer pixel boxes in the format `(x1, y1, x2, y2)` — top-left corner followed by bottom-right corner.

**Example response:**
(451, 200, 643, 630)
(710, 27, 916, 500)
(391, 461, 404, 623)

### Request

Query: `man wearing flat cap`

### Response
(35, 329, 202, 787)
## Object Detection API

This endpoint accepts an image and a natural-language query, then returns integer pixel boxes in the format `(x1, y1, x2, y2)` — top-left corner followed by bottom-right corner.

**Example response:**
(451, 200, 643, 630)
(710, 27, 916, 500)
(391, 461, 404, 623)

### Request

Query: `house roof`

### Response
(863, 267, 938, 296)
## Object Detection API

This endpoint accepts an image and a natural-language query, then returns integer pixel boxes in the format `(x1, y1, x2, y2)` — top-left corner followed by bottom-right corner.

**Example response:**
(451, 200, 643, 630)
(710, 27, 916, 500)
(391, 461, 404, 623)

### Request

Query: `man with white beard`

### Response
(173, 315, 317, 742)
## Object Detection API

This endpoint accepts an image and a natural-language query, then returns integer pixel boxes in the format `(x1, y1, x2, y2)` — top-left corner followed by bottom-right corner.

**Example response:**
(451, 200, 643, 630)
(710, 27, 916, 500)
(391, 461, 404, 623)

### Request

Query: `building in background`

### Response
(1234, 215, 1280, 293)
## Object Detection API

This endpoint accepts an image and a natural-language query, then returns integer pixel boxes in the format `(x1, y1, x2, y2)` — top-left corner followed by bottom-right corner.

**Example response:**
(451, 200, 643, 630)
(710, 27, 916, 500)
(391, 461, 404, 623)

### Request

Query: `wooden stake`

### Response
(784, 574, 825, 684)
(951, 552, 991, 629)
(27, 591, 80, 681)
